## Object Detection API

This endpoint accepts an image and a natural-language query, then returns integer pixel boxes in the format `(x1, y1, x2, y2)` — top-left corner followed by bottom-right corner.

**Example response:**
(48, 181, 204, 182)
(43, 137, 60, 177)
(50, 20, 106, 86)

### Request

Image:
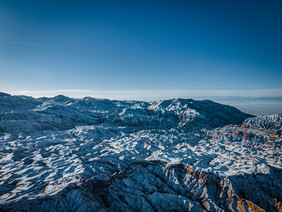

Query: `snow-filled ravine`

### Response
(0, 93, 281, 211)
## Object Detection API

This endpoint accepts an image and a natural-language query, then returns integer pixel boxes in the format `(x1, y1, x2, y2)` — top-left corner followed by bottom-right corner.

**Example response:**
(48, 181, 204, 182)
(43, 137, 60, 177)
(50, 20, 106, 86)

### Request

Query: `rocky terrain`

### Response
(0, 93, 281, 211)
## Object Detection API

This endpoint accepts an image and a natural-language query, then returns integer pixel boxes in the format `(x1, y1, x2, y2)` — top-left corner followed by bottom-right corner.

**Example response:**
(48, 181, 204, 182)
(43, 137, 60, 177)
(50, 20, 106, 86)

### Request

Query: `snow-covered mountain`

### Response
(0, 93, 281, 211)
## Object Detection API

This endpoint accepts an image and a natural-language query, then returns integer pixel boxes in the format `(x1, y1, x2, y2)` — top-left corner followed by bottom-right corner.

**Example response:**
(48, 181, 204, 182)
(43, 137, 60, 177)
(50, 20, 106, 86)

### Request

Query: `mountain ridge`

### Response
(0, 93, 253, 134)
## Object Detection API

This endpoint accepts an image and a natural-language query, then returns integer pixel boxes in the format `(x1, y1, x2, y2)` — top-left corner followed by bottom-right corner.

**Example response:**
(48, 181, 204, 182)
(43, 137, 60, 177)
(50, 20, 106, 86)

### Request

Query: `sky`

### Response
(0, 0, 282, 107)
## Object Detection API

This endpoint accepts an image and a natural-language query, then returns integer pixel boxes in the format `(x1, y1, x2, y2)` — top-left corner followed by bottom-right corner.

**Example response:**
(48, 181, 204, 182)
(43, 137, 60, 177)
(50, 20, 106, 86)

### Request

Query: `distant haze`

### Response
(206, 96, 282, 116)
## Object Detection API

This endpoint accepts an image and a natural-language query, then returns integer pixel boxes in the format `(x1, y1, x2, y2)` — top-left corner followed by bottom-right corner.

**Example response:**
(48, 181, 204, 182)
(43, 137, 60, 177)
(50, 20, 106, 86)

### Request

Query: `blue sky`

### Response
(0, 0, 282, 96)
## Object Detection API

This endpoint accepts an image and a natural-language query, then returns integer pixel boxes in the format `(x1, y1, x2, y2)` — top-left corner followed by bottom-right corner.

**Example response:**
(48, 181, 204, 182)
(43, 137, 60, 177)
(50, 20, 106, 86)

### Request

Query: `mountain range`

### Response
(0, 93, 281, 211)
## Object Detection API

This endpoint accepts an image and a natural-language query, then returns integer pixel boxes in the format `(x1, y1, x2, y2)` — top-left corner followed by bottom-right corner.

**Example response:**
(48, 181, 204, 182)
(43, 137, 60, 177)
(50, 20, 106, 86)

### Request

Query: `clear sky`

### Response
(0, 0, 282, 96)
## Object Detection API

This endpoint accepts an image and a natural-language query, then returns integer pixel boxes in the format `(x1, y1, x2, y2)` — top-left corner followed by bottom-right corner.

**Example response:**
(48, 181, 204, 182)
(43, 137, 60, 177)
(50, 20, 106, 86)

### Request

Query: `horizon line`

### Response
(2, 89, 282, 101)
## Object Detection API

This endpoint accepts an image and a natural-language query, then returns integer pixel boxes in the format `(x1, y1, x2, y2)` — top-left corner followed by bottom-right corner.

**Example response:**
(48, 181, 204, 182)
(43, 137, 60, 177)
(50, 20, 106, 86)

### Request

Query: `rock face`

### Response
(0, 94, 281, 211)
